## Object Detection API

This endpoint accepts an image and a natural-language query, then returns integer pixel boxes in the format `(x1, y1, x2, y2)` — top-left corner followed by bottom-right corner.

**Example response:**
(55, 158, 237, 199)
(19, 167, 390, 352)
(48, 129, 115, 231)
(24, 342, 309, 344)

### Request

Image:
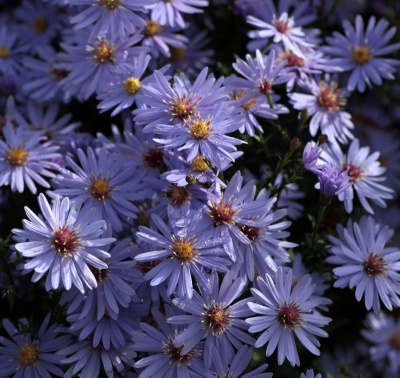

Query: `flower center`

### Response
(97, 0, 122, 9)
(273, 18, 290, 33)
(191, 156, 209, 172)
(239, 224, 260, 242)
(363, 252, 387, 277)
(143, 147, 164, 169)
(353, 46, 372, 65)
(171, 237, 197, 263)
(123, 77, 141, 95)
(317, 82, 345, 111)
(52, 226, 79, 255)
(259, 79, 272, 95)
(282, 50, 305, 67)
(33, 17, 48, 33)
(0, 45, 10, 59)
(169, 96, 199, 121)
(18, 343, 39, 366)
(144, 20, 163, 37)
(342, 163, 363, 182)
(170, 47, 187, 62)
(91, 38, 115, 64)
(7, 147, 28, 166)
(166, 185, 191, 207)
(88, 265, 109, 283)
(278, 302, 302, 329)
(89, 177, 112, 200)
(163, 334, 199, 367)
(188, 118, 212, 139)
(50, 67, 69, 79)
(203, 302, 230, 336)
(209, 200, 235, 225)
(389, 332, 400, 350)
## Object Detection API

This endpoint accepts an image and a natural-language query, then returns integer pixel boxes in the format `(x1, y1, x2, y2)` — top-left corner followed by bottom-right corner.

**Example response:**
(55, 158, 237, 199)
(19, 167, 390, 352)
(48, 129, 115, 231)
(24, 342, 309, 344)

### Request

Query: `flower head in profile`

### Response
(322, 15, 400, 92)
(246, 267, 331, 367)
(0, 314, 71, 377)
(0, 122, 60, 194)
(327, 216, 400, 314)
(12, 193, 115, 293)
(316, 163, 351, 197)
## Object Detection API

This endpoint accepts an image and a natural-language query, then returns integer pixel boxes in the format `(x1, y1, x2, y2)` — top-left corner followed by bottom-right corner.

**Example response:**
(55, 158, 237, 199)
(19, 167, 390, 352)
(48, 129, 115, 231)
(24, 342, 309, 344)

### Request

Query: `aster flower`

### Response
(69, 0, 149, 41)
(0, 314, 71, 377)
(135, 208, 230, 299)
(246, 0, 319, 55)
(0, 25, 25, 75)
(133, 67, 227, 133)
(12, 193, 115, 293)
(362, 312, 400, 376)
(288, 74, 354, 144)
(302, 141, 322, 173)
(0, 123, 60, 194)
(246, 267, 331, 367)
(153, 104, 245, 169)
(315, 163, 351, 197)
(300, 369, 322, 378)
(318, 139, 394, 213)
(132, 306, 213, 378)
(168, 270, 255, 368)
(327, 216, 400, 314)
(148, 0, 209, 28)
(322, 15, 400, 92)
(52, 147, 144, 233)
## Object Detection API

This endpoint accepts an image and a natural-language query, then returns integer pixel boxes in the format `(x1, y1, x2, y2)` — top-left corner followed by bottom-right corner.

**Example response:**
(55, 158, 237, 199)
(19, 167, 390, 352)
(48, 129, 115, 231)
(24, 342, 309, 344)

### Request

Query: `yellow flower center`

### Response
(97, 0, 122, 9)
(191, 156, 209, 172)
(0, 45, 10, 59)
(19, 343, 39, 366)
(33, 17, 48, 33)
(353, 46, 372, 65)
(89, 178, 112, 200)
(144, 20, 163, 37)
(123, 77, 141, 95)
(91, 38, 115, 64)
(171, 237, 197, 263)
(189, 119, 211, 139)
(7, 148, 28, 166)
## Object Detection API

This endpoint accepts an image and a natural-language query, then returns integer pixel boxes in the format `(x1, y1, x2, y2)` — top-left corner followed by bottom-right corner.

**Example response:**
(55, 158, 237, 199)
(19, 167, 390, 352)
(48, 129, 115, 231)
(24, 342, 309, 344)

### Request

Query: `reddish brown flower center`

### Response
(203, 303, 230, 336)
(317, 82, 345, 111)
(53, 226, 79, 255)
(171, 237, 197, 263)
(88, 265, 109, 283)
(389, 332, 400, 350)
(138, 259, 163, 274)
(143, 147, 164, 169)
(259, 79, 272, 95)
(169, 96, 199, 121)
(33, 17, 48, 33)
(209, 200, 236, 225)
(170, 47, 187, 63)
(163, 336, 199, 367)
(50, 67, 69, 80)
(18, 343, 39, 366)
(7, 147, 28, 166)
(364, 252, 387, 277)
(166, 185, 191, 207)
(282, 51, 305, 67)
(91, 38, 115, 64)
(97, 0, 122, 9)
(278, 302, 302, 329)
(342, 163, 363, 182)
(273, 19, 289, 33)
(239, 224, 260, 242)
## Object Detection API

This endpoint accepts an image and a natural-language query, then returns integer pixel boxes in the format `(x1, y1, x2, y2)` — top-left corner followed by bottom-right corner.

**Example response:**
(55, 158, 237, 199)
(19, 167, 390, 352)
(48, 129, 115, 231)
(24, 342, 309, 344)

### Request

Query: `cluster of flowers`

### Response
(0, 0, 400, 377)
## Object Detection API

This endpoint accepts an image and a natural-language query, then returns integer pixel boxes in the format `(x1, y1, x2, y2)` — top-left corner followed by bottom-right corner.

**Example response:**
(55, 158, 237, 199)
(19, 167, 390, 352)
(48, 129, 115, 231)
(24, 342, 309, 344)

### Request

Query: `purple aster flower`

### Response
(318, 139, 394, 213)
(302, 140, 322, 173)
(0, 73, 18, 97)
(327, 215, 400, 314)
(69, 0, 149, 41)
(12, 193, 115, 293)
(362, 312, 400, 376)
(168, 270, 255, 368)
(135, 208, 230, 299)
(153, 104, 244, 169)
(0, 25, 25, 75)
(52, 147, 144, 233)
(246, 267, 331, 367)
(0, 314, 71, 377)
(132, 306, 213, 378)
(0, 123, 60, 194)
(210, 344, 272, 378)
(133, 67, 227, 132)
(288, 74, 354, 144)
(316, 163, 351, 197)
(57, 32, 145, 101)
(246, 0, 319, 56)
(300, 369, 322, 378)
(59, 331, 136, 378)
(148, 0, 209, 28)
(322, 15, 400, 92)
